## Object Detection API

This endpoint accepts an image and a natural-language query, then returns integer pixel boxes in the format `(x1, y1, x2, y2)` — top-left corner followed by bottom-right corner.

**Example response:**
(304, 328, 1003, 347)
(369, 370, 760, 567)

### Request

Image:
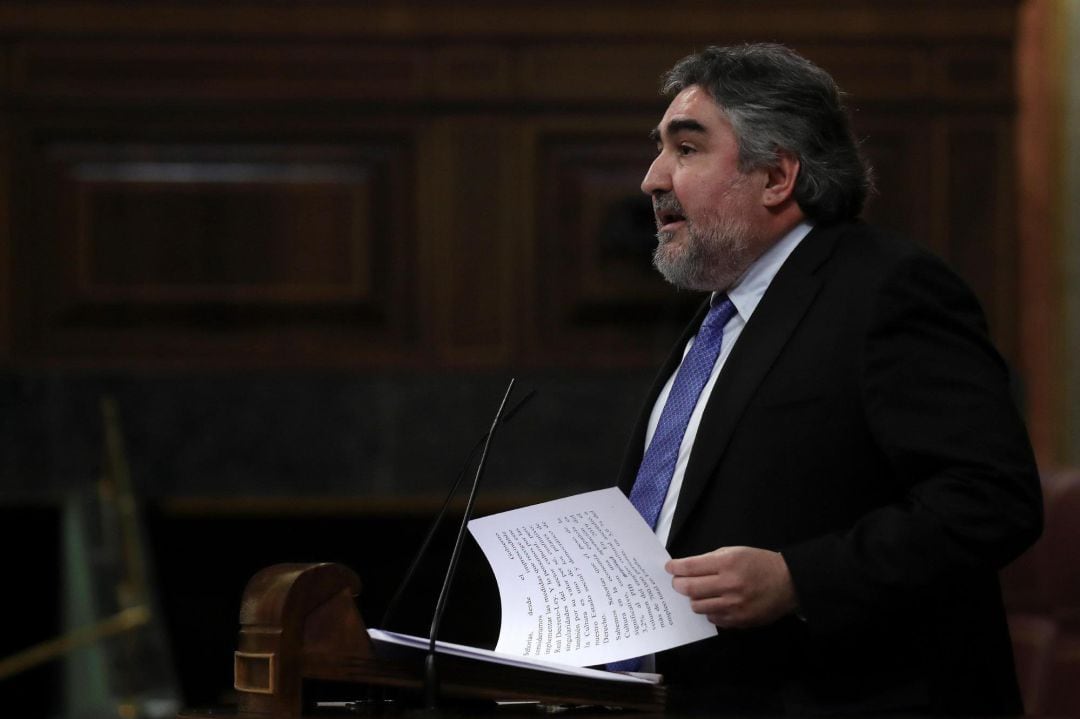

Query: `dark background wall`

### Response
(0, 0, 1030, 712)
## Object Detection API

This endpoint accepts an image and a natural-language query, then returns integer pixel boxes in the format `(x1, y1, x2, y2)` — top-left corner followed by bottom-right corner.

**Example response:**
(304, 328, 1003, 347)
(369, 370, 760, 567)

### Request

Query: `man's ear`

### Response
(761, 150, 800, 208)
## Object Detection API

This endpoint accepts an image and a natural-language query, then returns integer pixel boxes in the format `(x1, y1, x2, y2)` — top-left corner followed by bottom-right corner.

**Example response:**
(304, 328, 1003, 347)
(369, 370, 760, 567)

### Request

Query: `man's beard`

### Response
(652, 209, 758, 292)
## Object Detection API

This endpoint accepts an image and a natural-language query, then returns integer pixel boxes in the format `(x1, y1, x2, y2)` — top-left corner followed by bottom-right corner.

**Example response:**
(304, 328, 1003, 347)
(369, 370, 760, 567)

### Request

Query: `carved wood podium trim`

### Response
(234, 652, 276, 695)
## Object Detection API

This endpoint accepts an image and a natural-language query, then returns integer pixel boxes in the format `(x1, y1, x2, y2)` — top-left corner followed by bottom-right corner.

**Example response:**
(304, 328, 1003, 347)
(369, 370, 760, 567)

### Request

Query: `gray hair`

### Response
(661, 43, 873, 222)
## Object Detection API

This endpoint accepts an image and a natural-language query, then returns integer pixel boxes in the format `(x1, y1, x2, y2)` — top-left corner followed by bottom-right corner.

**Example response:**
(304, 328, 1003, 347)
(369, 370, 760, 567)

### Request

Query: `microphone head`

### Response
(500, 387, 537, 425)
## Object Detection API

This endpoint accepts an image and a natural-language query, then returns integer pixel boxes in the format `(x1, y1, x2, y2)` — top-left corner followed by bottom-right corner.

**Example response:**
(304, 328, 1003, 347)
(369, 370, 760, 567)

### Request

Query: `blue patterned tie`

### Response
(630, 294, 737, 527)
(608, 295, 737, 673)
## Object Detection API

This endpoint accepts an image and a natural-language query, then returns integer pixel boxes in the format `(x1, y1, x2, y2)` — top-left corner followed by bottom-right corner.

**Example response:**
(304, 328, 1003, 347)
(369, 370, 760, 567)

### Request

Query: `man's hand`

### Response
(666, 547, 799, 629)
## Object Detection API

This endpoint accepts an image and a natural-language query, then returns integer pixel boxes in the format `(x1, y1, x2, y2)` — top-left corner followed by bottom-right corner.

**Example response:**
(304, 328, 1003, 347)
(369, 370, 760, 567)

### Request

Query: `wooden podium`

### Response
(186, 562, 666, 717)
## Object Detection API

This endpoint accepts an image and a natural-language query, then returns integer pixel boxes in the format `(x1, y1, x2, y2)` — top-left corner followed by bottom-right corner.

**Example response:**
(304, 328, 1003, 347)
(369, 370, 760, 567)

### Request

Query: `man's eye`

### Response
(678, 144, 696, 156)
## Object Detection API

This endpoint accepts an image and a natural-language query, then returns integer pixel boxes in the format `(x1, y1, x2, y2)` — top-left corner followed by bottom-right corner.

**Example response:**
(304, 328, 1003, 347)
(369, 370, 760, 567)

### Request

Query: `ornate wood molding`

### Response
(0, 0, 1025, 368)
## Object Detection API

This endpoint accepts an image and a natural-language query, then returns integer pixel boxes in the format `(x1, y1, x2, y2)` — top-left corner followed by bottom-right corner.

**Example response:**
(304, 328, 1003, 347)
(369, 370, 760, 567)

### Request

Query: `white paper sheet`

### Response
(367, 628, 657, 684)
(467, 487, 716, 667)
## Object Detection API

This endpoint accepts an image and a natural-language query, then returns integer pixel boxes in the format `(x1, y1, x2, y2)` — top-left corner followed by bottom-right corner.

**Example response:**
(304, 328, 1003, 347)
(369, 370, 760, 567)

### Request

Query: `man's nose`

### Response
(641, 154, 671, 195)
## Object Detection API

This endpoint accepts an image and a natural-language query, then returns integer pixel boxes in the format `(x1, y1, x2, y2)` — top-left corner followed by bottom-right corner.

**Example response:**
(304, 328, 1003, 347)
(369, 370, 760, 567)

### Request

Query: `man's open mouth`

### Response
(656, 210, 686, 230)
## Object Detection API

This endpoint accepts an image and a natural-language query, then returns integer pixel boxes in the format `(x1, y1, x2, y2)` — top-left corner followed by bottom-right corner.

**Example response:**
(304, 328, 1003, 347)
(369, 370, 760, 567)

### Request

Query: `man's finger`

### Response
(690, 596, 734, 615)
(672, 574, 732, 599)
(666, 549, 727, 576)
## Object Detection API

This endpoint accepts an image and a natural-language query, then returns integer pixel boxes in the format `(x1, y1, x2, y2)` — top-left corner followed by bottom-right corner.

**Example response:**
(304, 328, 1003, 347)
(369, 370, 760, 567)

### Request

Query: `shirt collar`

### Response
(715, 220, 814, 323)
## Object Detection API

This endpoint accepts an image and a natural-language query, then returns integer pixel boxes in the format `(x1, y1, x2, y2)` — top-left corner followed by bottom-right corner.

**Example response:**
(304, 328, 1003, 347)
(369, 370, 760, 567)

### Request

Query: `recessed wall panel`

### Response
(18, 139, 418, 363)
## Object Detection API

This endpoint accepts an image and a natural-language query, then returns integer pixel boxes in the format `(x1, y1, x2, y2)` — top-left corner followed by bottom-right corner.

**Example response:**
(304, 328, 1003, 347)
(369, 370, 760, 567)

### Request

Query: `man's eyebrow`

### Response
(649, 118, 708, 144)
(667, 118, 708, 136)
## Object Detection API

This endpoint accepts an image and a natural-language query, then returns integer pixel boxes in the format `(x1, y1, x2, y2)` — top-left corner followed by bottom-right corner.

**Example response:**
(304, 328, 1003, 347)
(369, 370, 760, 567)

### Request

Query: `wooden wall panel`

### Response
(800, 46, 933, 102)
(857, 117, 933, 247)
(429, 46, 515, 100)
(0, 3, 1019, 43)
(0, 1, 1025, 370)
(14, 41, 428, 102)
(944, 116, 1018, 356)
(16, 138, 419, 363)
(529, 124, 698, 365)
(519, 44, 688, 102)
(73, 157, 370, 301)
(432, 122, 518, 365)
(935, 44, 1015, 102)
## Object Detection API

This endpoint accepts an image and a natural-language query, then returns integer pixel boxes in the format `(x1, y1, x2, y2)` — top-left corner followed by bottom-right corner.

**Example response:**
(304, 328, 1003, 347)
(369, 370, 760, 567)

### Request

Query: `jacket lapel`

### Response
(665, 224, 841, 544)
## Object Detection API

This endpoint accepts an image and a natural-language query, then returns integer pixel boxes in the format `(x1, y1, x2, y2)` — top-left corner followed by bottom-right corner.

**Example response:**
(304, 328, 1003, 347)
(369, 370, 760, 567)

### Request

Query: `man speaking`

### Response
(616, 44, 1042, 715)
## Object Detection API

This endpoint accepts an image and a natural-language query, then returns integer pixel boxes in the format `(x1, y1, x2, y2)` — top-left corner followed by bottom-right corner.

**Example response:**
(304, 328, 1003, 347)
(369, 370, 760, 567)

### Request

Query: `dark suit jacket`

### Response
(616, 220, 1042, 715)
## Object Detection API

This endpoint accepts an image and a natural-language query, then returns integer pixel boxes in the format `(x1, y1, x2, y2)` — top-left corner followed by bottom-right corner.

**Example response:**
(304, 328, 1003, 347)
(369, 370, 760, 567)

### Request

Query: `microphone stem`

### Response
(424, 379, 516, 710)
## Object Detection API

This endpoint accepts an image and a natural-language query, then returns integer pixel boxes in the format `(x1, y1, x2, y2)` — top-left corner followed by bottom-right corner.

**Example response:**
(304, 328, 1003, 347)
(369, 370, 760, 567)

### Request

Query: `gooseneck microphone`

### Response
(424, 379, 517, 711)
(379, 385, 536, 633)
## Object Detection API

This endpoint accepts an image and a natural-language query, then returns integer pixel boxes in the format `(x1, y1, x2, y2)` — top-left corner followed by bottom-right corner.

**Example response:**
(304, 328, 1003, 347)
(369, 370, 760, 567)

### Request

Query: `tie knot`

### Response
(702, 295, 737, 331)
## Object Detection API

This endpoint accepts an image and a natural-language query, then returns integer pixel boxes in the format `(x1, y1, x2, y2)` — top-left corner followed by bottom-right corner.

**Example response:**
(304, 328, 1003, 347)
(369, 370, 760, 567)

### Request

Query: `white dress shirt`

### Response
(647, 221, 814, 547)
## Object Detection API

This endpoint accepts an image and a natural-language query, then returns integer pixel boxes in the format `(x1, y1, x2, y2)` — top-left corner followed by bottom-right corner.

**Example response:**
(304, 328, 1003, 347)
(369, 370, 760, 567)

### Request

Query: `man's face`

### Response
(642, 85, 768, 292)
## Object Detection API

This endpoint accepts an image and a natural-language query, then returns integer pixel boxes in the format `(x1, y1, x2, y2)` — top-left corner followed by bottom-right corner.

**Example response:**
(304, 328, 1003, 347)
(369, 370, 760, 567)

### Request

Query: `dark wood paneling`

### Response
(14, 41, 428, 102)
(0, 1, 1024, 370)
(530, 126, 697, 365)
(74, 159, 371, 301)
(801, 46, 934, 102)
(935, 44, 1016, 102)
(16, 138, 419, 364)
(944, 116, 1017, 356)
(0, 2, 1021, 43)
(430, 46, 515, 101)
(437, 123, 517, 365)
(519, 44, 690, 102)
(857, 116, 934, 245)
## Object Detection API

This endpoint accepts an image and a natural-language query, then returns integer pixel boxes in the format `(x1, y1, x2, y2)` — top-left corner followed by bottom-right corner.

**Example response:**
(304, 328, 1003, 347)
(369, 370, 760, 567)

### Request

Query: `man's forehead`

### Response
(652, 86, 722, 140)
